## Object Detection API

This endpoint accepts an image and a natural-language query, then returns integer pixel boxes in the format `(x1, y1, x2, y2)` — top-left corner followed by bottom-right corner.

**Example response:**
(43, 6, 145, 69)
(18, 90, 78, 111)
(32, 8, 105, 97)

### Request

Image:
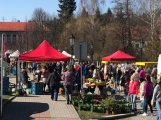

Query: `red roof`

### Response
(0, 22, 49, 31)
(19, 40, 70, 62)
(102, 50, 136, 61)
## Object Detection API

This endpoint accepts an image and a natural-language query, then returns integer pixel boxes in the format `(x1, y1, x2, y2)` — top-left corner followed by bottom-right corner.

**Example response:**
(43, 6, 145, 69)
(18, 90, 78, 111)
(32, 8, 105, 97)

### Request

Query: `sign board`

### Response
(74, 42, 87, 60)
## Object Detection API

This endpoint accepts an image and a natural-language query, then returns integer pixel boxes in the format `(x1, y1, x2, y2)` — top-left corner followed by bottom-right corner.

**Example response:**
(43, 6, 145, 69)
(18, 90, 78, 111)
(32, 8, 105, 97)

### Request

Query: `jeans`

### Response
(116, 75, 121, 85)
(143, 95, 153, 113)
(64, 85, 73, 104)
(130, 94, 137, 110)
(156, 102, 161, 120)
(50, 86, 59, 101)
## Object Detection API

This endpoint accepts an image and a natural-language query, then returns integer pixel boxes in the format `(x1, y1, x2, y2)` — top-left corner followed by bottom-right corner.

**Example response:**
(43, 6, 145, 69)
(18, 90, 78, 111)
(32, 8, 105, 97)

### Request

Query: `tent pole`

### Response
(1, 33, 4, 117)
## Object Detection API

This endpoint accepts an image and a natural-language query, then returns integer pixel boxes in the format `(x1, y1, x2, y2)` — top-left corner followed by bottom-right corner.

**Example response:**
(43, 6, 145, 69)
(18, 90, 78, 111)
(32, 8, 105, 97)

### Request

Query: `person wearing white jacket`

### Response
(139, 78, 145, 103)
(139, 72, 145, 99)
(152, 74, 161, 119)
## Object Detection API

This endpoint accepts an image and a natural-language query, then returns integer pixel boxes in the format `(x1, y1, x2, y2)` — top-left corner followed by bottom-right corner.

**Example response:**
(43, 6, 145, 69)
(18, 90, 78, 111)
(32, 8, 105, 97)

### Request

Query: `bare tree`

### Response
(80, 0, 105, 27)
(133, 0, 161, 59)
(134, 0, 161, 41)
(112, 0, 136, 54)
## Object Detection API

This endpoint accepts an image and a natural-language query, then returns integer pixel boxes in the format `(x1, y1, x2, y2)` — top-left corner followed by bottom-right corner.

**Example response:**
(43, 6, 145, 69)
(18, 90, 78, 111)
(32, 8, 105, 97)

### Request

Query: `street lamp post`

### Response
(140, 39, 144, 62)
(69, 33, 75, 66)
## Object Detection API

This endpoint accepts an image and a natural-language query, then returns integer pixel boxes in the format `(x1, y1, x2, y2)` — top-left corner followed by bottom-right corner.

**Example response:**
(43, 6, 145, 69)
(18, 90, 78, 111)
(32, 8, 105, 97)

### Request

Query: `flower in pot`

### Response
(104, 96, 115, 114)
(110, 101, 120, 115)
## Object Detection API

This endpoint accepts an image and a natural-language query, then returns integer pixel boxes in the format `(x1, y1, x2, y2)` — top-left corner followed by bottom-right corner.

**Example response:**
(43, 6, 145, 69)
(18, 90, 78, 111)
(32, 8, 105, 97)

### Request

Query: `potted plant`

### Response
(104, 96, 115, 114)
(110, 100, 119, 115)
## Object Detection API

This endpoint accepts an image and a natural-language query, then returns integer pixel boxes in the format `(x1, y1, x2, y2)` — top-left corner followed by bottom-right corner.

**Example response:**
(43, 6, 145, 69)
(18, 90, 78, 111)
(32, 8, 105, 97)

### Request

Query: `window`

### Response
(7, 35, 11, 42)
(13, 35, 16, 41)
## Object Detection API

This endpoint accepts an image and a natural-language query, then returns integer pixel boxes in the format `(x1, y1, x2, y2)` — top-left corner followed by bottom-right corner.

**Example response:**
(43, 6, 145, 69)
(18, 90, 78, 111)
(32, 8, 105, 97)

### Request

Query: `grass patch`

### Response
(3, 92, 16, 100)
(74, 106, 105, 120)
(77, 110, 105, 120)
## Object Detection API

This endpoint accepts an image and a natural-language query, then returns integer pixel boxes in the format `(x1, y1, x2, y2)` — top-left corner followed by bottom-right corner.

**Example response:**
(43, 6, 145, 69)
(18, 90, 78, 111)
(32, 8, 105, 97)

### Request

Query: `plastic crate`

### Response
(3, 89, 9, 95)
(31, 89, 43, 95)
(12, 67, 16, 75)
(31, 82, 43, 95)
(3, 77, 9, 83)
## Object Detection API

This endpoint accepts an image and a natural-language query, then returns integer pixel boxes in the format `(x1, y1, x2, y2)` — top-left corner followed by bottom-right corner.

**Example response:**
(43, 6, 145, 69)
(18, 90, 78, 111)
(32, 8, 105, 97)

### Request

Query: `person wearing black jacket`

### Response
(46, 68, 61, 101)
(21, 67, 29, 88)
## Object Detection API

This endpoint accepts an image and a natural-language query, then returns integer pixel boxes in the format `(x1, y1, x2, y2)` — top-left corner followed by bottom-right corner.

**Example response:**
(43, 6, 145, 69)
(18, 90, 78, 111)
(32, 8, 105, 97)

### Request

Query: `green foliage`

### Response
(57, 0, 77, 21)
(104, 96, 115, 110)
(110, 100, 120, 111)
(77, 109, 105, 120)
(3, 92, 16, 100)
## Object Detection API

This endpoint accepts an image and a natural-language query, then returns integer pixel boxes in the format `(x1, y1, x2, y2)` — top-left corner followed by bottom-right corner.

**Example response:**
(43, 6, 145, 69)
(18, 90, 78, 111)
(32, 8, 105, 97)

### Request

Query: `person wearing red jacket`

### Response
(129, 72, 139, 111)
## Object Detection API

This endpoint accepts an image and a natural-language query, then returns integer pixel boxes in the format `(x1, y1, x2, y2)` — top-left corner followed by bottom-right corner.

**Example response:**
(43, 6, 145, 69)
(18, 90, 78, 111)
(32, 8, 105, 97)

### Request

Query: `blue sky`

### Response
(0, 0, 113, 22)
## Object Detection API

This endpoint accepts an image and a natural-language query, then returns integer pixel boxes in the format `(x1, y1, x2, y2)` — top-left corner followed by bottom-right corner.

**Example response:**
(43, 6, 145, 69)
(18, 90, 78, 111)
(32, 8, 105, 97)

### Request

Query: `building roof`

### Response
(0, 22, 49, 31)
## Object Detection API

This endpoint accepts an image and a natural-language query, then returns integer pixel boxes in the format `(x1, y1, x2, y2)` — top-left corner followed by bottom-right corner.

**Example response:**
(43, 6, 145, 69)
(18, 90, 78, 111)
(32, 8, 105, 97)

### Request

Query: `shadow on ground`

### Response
(1, 101, 49, 120)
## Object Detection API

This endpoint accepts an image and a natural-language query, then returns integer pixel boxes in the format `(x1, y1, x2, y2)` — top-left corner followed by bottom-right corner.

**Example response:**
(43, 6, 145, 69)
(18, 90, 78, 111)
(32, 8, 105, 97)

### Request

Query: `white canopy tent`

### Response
(5, 50, 12, 55)
(62, 51, 76, 59)
(62, 51, 72, 57)
(9, 50, 20, 58)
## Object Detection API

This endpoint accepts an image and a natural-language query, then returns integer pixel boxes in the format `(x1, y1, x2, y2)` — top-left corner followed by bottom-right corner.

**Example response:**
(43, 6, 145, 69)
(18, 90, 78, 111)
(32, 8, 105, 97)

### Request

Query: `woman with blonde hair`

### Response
(152, 74, 161, 119)
(128, 72, 139, 111)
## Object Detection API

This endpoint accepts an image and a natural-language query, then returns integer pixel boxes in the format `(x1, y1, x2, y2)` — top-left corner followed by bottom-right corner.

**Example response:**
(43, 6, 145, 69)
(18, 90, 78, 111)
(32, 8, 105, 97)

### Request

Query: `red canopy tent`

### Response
(102, 50, 136, 61)
(19, 40, 70, 62)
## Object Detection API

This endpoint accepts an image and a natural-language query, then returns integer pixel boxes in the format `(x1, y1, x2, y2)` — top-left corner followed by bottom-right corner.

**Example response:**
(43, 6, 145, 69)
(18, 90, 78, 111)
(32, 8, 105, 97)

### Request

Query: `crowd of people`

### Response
(20, 61, 161, 120)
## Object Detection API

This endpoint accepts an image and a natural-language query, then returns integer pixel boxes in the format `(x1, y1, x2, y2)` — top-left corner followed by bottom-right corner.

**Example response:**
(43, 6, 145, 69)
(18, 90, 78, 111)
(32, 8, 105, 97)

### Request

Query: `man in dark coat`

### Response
(21, 67, 29, 87)
(46, 68, 61, 101)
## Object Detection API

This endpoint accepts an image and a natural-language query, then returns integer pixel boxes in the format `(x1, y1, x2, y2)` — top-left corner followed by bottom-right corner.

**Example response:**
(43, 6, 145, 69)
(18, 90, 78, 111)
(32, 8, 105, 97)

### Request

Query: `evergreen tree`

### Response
(81, 7, 88, 18)
(101, 8, 113, 26)
(94, 7, 101, 22)
(57, 0, 77, 22)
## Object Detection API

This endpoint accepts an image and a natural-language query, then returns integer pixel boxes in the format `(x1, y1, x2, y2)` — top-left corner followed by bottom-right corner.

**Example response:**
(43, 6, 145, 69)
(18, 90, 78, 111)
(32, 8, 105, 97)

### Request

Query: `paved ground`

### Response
(2, 95, 80, 120)
(1, 73, 158, 120)
(107, 93, 158, 120)
(1, 74, 81, 120)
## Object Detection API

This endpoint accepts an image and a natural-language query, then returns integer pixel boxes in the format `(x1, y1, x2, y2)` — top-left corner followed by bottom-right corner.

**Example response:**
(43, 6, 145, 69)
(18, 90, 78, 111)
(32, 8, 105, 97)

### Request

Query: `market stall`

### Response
(19, 40, 70, 62)
(135, 62, 157, 66)
(102, 50, 136, 61)
(18, 40, 70, 95)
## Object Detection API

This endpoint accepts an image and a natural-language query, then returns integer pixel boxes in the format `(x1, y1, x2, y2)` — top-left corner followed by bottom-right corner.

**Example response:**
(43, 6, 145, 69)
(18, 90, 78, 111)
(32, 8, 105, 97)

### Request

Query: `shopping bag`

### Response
(42, 78, 46, 83)
(126, 95, 131, 102)
(140, 100, 144, 108)
(45, 85, 49, 92)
